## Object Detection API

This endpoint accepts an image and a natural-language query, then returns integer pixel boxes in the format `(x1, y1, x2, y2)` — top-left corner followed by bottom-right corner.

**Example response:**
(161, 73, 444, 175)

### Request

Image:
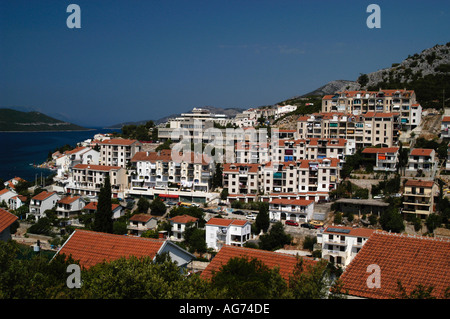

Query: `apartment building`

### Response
(67, 164, 127, 198)
(268, 198, 315, 223)
(235, 142, 270, 164)
(233, 108, 258, 128)
(99, 138, 142, 168)
(317, 226, 375, 268)
(402, 179, 438, 219)
(272, 138, 347, 164)
(407, 148, 436, 173)
(55, 146, 100, 179)
(28, 191, 60, 221)
(56, 195, 86, 219)
(259, 158, 340, 196)
(205, 218, 252, 251)
(362, 147, 400, 172)
(130, 150, 213, 193)
(157, 108, 232, 143)
(296, 112, 399, 149)
(321, 89, 421, 129)
(441, 116, 450, 139)
(223, 163, 259, 196)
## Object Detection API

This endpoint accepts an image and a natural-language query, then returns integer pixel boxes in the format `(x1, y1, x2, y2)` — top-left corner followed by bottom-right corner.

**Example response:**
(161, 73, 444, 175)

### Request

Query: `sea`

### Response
(0, 128, 120, 183)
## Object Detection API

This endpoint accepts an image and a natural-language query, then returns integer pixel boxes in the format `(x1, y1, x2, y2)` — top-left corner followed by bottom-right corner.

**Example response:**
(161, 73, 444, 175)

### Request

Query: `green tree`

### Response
(255, 202, 270, 234)
(425, 213, 442, 233)
(212, 163, 223, 190)
(149, 197, 167, 216)
(210, 256, 287, 299)
(93, 176, 113, 233)
(183, 225, 207, 255)
(258, 222, 292, 251)
(136, 197, 150, 214)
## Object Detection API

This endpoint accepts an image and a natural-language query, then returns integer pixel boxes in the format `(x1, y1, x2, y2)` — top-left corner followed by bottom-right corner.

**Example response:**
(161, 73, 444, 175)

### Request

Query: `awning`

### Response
(157, 194, 179, 198)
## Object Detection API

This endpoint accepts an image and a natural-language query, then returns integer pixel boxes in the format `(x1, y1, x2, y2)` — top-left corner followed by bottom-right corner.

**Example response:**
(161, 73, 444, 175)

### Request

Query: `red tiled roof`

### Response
(270, 198, 314, 207)
(73, 164, 122, 171)
(0, 208, 18, 233)
(84, 202, 121, 212)
(99, 138, 139, 146)
(200, 245, 317, 282)
(0, 189, 13, 196)
(410, 148, 433, 156)
(206, 218, 249, 227)
(32, 191, 57, 201)
(404, 179, 435, 188)
(58, 196, 81, 205)
(57, 230, 165, 269)
(362, 147, 399, 154)
(442, 116, 450, 122)
(340, 231, 450, 299)
(129, 214, 154, 223)
(170, 214, 198, 224)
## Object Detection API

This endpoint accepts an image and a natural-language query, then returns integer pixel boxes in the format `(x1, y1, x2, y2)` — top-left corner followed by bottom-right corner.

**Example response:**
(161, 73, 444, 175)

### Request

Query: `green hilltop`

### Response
(0, 108, 89, 132)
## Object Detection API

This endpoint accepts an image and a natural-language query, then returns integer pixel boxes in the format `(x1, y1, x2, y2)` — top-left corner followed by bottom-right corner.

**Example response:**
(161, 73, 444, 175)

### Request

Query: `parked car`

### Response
(285, 220, 299, 226)
(309, 220, 324, 229)
(301, 223, 315, 229)
(233, 210, 245, 215)
(373, 195, 384, 199)
(246, 214, 256, 220)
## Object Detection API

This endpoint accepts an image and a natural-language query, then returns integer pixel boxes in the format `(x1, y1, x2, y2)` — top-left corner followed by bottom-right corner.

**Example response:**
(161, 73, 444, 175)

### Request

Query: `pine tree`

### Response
(93, 175, 113, 233)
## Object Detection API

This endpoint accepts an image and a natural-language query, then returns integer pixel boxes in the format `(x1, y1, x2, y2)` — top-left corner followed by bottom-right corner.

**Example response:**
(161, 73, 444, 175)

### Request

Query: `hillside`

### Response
(0, 108, 89, 132)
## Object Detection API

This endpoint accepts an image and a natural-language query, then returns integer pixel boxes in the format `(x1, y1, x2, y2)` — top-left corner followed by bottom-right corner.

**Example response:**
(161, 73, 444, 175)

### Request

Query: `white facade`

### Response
(268, 198, 315, 223)
(56, 196, 86, 219)
(28, 191, 61, 221)
(317, 226, 375, 268)
(0, 189, 17, 206)
(205, 218, 252, 251)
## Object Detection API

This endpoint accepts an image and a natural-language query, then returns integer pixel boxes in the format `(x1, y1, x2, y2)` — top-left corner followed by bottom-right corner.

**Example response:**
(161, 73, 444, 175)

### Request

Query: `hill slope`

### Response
(0, 108, 89, 131)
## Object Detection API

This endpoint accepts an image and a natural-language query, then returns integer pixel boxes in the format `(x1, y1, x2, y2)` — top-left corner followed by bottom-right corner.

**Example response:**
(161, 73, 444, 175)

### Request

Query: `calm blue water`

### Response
(0, 128, 120, 182)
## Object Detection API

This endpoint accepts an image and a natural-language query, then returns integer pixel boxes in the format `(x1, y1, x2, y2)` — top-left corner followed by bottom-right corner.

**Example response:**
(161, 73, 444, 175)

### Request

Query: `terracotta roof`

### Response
(64, 146, 88, 155)
(56, 230, 165, 269)
(32, 191, 57, 201)
(99, 138, 139, 146)
(170, 214, 198, 224)
(0, 189, 13, 196)
(323, 226, 375, 238)
(129, 214, 154, 223)
(340, 231, 450, 299)
(270, 198, 314, 207)
(0, 208, 18, 233)
(131, 150, 172, 163)
(404, 179, 435, 188)
(84, 202, 121, 212)
(362, 147, 399, 154)
(200, 245, 317, 282)
(223, 163, 259, 173)
(206, 218, 249, 227)
(73, 164, 122, 171)
(442, 116, 450, 122)
(410, 148, 433, 156)
(58, 196, 81, 205)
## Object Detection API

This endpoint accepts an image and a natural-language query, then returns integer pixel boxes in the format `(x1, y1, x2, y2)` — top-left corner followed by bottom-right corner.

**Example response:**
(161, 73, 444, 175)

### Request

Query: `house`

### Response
(8, 195, 28, 211)
(127, 214, 158, 236)
(0, 208, 18, 241)
(316, 225, 375, 268)
(27, 191, 60, 221)
(55, 146, 100, 179)
(339, 231, 450, 299)
(83, 201, 124, 220)
(268, 198, 315, 223)
(205, 218, 252, 251)
(362, 147, 399, 172)
(441, 116, 450, 139)
(169, 214, 198, 241)
(200, 245, 317, 283)
(3, 177, 26, 191)
(402, 179, 438, 219)
(54, 229, 195, 269)
(0, 188, 17, 206)
(407, 148, 436, 173)
(56, 196, 86, 219)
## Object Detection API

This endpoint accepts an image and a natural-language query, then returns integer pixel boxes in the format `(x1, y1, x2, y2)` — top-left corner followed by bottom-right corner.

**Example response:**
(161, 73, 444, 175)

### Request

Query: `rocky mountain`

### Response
(301, 80, 361, 97)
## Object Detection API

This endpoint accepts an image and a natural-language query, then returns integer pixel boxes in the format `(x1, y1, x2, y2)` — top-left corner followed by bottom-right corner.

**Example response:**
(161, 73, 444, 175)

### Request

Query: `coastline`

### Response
(0, 128, 95, 133)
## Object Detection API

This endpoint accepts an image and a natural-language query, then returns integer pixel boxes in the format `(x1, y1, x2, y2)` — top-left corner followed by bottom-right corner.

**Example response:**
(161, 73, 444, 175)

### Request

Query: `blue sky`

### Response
(1, 0, 449, 127)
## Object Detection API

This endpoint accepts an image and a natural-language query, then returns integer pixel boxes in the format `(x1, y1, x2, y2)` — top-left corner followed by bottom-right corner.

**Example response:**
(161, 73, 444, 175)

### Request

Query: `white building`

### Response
(55, 146, 100, 179)
(8, 195, 27, 211)
(99, 138, 143, 168)
(56, 195, 86, 219)
(362, 147, 400, 172)
(407, 148, 436, 173)
(317, 225, 375, 268)
(127, 214, 158, 236)
(268, 198, 315, 223)
(28, 191, 61, 221)
(441, 116, 450, 139)
(169, 214, 199, 241)
(205, 217, 252, 251)
(0, 188, 17, 206)
(276, 104, 297, 118)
